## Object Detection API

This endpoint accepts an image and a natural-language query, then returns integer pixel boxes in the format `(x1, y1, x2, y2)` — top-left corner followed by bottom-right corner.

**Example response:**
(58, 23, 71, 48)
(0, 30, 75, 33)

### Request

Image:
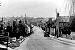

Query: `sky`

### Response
(0, 0, 68, 18)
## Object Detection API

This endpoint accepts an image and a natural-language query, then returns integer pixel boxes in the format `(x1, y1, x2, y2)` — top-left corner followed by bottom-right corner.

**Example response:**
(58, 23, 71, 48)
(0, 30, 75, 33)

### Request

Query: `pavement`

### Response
(49, 35, 75, 46)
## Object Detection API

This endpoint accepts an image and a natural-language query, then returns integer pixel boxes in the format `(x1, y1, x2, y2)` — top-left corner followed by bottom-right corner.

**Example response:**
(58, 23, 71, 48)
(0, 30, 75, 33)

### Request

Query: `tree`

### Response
(70, 17, 75, 31)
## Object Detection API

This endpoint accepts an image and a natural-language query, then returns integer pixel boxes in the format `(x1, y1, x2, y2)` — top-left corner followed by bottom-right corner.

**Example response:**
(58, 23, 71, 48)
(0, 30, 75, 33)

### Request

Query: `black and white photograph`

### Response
(0, 0, 75, 50)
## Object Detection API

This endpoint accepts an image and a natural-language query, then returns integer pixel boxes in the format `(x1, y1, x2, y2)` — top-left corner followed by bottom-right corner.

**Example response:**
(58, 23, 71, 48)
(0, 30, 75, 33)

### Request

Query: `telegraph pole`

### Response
(25, 13, 27, 24)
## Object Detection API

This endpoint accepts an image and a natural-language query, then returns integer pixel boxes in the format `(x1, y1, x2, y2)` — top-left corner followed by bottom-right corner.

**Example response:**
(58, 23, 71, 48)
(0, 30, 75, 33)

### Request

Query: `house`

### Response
(53, 13, 70, 37)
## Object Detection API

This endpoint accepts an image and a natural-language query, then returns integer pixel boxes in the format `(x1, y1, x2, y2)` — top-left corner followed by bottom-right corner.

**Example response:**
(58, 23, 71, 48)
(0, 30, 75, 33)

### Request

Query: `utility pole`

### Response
(25, 13, 27, 24)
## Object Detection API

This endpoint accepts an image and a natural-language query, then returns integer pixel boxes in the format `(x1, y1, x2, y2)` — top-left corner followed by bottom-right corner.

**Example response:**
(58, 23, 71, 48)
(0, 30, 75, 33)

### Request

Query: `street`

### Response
(0, 0, 75, 50)
(10, 26, 75, 50)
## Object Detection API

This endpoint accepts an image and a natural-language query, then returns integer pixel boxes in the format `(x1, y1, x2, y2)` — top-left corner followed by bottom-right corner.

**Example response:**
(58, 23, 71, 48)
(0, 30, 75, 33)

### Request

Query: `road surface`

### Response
(9, 26, 75, 50)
